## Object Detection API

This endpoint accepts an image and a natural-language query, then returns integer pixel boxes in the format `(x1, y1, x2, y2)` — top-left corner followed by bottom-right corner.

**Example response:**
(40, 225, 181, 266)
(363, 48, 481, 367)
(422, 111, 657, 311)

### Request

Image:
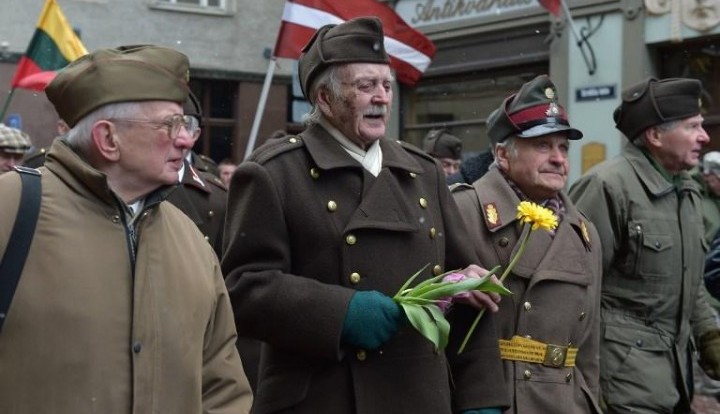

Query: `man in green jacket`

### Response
(569, 77, 720, 413)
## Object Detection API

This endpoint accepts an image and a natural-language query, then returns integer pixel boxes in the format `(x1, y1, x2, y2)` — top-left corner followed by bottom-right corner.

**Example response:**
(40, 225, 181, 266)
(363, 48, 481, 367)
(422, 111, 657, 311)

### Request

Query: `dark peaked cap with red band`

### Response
(487, 75, 583, 145)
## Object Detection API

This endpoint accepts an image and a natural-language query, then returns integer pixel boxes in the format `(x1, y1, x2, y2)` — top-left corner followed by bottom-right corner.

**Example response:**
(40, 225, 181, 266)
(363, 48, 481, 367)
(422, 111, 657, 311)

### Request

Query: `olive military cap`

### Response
(46, 45, 190, 127)
(298, 16, 389, 101)
(613, 77, 702, 140)
(423, 129, 463, 159)
(0, 124, 31, 154)
(487, 75, 583, 145)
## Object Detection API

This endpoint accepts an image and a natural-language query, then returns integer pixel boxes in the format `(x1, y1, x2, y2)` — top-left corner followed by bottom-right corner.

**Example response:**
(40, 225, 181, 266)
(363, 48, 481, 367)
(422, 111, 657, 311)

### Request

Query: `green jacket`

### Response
(569, 141, 717, 413)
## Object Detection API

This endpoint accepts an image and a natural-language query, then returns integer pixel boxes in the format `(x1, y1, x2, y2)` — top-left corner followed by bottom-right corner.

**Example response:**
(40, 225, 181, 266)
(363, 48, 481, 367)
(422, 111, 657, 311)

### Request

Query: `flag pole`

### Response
(0, 89, 16, 122)
(559, 0, 596, 75)
(244, 57, 277, 161)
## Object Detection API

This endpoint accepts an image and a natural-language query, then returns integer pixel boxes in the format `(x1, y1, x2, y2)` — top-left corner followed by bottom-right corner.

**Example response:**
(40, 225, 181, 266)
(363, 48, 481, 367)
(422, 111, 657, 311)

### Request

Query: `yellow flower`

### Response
(516, 201, 558, 231)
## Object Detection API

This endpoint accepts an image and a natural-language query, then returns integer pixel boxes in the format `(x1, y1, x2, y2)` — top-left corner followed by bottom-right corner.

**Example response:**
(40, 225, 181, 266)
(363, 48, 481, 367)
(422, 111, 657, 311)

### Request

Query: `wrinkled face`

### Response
(651, 115, 709, 174)
(113, 101, 195, 195)
(439, 157, 461, 177)
(496, 133, 570, 202)
(320, 63, 393, 149)
(0, 150, 24, 173)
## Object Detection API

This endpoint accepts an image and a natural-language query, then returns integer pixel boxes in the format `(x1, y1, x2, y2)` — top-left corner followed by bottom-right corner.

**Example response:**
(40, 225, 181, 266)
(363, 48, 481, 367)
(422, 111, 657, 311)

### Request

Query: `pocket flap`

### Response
(603, 324, 672, 352)
(642, 234, 673, 252)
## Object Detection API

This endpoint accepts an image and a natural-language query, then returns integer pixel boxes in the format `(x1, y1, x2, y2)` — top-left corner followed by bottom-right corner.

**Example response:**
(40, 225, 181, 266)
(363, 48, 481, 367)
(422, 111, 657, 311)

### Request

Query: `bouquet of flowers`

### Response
(393, 201, 558, 353)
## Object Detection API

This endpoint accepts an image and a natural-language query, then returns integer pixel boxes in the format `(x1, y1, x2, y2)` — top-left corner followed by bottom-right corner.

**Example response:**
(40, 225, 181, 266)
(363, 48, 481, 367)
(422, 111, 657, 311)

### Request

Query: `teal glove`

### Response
(341, 291, 401, 350)
(461, 409, 503, 414)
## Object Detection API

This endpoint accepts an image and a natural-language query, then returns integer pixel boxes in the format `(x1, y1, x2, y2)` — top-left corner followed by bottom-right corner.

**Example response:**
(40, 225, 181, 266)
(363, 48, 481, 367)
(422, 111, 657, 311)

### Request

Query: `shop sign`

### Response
(575, 85, 616, 102)
(395, 0, 538, 27)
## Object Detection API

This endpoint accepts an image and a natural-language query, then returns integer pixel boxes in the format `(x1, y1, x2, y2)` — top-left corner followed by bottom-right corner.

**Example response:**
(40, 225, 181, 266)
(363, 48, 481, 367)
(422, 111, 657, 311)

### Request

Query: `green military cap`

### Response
(0, 123, 31, 154)
(487, 75, 583, 145)
(613, 77, 702, 140)
(46, 44, 190, 128)
(298, 16, 389, 101)
(423, 129, 463, 159)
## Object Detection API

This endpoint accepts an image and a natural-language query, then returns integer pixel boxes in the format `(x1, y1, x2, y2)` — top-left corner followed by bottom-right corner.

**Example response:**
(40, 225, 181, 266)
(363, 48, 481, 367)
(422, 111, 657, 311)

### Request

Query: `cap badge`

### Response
(544, 87, 555, 99)
(484, 202, 501, 229)
(373, 42, 380, 52)
(546, 102, 561, 117)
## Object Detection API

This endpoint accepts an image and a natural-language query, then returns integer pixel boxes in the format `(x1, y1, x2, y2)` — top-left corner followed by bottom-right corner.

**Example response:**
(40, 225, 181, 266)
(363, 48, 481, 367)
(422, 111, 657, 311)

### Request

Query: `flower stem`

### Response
(457, 225, 532, 354)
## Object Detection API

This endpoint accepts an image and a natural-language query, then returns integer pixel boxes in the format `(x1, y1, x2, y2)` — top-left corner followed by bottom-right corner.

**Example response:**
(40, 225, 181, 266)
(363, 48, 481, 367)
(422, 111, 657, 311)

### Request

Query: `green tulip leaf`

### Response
(400, 303, 440, 351)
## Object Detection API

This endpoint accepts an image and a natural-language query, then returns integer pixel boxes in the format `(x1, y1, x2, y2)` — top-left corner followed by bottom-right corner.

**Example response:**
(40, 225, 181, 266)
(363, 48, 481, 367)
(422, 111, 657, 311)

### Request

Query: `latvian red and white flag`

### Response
(273, 0, 436, 86)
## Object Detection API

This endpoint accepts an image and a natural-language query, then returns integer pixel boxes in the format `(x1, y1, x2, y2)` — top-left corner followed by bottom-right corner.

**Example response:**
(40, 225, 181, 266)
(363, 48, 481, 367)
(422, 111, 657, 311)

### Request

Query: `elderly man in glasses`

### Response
(0, 45, 252, 413)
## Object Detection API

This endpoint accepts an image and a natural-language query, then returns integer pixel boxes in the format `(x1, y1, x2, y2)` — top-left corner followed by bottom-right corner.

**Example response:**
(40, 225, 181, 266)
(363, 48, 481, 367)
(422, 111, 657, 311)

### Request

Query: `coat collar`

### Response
(44, 139, 176, 210)
(623, 141, 676, 197)
(180, 161, 211, 195)
(300, 123, 423, 174)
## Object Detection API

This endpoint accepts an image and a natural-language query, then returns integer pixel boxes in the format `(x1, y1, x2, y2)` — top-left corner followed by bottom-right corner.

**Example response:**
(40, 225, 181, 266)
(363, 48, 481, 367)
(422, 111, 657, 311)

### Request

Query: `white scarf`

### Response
(319, 117, 383, 177)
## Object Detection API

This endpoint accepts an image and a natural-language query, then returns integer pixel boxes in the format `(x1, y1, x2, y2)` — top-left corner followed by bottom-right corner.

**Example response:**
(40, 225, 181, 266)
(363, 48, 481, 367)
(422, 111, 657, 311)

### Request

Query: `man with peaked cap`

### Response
(569, 77, 720, 413)
(423, 128, 464, 177)
(0, 123, 31, 173)
(0, 45, 252, 413)
(452, 75, 603, 414)
(222, 16, 509, 414)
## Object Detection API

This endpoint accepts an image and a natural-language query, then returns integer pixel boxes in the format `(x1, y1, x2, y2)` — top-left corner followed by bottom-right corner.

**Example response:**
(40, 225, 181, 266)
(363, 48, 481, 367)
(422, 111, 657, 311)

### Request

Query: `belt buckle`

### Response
(543, 344, 567, 367)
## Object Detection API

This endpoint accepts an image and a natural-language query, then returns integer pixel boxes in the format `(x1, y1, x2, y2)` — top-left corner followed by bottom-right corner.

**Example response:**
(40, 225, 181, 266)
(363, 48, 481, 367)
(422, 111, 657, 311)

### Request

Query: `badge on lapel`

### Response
(484, 202, 501, 229)
(579, 219, 591, 250)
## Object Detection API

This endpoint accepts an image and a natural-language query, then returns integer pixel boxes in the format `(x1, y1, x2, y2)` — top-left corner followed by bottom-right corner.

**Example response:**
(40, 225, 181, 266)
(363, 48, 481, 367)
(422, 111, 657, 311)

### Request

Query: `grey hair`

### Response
(303, 65, 344, 126)
(632, 119, 680, 147)
(64, 102, 145, 155)
(491, 136, 517, 167)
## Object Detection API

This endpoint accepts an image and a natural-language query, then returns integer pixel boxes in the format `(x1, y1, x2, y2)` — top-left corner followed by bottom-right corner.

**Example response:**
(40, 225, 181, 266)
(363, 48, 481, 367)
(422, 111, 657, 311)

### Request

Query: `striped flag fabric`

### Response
(538, 0, 561, 16)
(273, 0, 436, 86)
(10, 0, 87, 91)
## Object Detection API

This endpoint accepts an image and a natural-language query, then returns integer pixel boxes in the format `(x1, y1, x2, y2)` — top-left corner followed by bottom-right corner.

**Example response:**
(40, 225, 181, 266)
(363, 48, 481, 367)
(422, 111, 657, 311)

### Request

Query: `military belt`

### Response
(498, 335, 577, 368)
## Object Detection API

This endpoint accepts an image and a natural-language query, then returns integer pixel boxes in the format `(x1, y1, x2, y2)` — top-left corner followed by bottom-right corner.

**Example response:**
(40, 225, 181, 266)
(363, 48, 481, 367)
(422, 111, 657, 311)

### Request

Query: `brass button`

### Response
(432, 265, 443, 276)
(524, 370, 532, 380)
(208, 210, 215, 218)
(524, 334, 532, 339)
(356, 350, 367, 361)
(523, 302, 532, 311)
(579, 312, 586, 321)
(327, 201, 338, 212)
(566, 373, 573, 382)
(289, 137, 298, 144)
(498, 237, 509, 247)
(204, 235, 210, 242)
(419, 198, 428, 208)
(349, 272, 361, 284)
(429, 227, 437, 239)
(409, 172, 417, 178)
(346, 234, 357, 245)
(142, 211, 149, 218)
(310, 168, 320, 179)
(111, 215, 120, 224)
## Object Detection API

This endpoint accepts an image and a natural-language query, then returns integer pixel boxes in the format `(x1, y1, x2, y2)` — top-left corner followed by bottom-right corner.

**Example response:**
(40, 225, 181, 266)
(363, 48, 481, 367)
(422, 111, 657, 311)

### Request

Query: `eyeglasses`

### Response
(108, 114, 200, 141)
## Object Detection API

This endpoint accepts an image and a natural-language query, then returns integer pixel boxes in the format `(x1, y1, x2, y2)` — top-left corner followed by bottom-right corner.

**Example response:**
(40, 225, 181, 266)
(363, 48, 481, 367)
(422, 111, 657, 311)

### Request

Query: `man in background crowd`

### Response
(423, 128, 463, 177)
(0, 123, 31, 173)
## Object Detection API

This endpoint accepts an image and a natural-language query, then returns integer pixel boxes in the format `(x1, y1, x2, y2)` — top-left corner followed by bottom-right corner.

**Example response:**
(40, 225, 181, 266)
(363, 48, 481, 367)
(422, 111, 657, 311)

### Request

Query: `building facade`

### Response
(0, 0, 292, 162)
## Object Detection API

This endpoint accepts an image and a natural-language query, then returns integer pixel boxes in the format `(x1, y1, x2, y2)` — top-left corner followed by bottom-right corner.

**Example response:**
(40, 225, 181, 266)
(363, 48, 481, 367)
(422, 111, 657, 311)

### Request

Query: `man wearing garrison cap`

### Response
(222, 16, 508, 414)
(452, 75, 603, 414)
(0, 45, 252, 413)
(423, 128, 464, 177)
(569, 77, 720, 413)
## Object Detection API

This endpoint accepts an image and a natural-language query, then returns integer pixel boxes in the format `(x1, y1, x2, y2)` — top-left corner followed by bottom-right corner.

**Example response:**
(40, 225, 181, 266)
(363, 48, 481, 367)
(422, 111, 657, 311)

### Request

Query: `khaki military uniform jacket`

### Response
(569, 141, 718, 413)
(222, 123, 509, 414)
(0, 140, 252, 414)
(167, 161, 227, 257)
(453, 168, 602, 414)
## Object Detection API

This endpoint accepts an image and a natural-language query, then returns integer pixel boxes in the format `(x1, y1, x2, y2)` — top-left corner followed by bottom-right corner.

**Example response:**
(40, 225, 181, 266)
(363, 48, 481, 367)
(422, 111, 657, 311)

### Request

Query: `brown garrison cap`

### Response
(487, 75, 583, 145)
(423, 129, 463, 159)
(46, 45, 190, 127)
(0, 124, 31, 154)
(613, 77, 702, 139)
(298, 16, 390, 101)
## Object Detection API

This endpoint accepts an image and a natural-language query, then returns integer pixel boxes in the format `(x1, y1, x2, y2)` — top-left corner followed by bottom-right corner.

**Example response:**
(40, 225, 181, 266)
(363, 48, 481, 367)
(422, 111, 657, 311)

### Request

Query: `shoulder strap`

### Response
(0, 166, 42, 333)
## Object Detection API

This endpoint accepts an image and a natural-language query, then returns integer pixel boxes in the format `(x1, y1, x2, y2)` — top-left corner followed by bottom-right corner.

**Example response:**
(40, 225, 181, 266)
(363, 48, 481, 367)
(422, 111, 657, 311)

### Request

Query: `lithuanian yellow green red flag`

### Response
(10, 0, 87, 91)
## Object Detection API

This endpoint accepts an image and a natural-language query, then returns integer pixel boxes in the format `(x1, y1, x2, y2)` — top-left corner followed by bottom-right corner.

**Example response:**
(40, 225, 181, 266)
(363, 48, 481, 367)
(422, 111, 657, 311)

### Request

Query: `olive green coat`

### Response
(569, 141, 718, 413)
(222, 124, 509, 414)
(453, 168, 602, 414)
(0, 140, 253, 414)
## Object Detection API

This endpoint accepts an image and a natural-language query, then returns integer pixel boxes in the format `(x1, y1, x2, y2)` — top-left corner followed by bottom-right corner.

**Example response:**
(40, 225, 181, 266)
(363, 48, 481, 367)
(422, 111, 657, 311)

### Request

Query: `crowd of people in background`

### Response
(3, 15, 720, 414)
